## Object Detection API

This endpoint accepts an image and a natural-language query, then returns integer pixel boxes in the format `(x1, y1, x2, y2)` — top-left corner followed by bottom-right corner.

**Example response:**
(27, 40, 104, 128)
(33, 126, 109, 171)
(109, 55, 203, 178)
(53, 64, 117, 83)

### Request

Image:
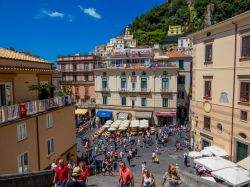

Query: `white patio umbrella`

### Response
(108, 127, 117, 131)
(212, 167, 250, 186)
(188, 151, 203, 158)
(204, 145, 229, 157)
(237, 155, 250, 171)
(194, 157, 237, 172)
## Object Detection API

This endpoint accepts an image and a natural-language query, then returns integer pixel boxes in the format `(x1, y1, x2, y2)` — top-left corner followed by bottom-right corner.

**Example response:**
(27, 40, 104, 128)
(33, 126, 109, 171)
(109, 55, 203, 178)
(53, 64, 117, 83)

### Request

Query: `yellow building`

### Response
(189, 11, 250, 162)
(168, 25, 182, 36)
(0, 48, 76, 174)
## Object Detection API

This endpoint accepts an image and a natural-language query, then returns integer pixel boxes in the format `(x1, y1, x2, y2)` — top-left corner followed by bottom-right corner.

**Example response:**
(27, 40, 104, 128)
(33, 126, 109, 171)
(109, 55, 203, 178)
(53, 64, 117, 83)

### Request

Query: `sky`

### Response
(0, 0, 165, 64)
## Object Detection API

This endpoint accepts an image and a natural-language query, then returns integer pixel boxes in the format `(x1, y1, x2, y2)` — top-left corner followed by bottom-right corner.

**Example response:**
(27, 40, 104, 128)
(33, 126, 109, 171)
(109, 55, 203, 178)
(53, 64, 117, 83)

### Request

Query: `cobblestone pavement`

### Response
(77, 127, 194, 187)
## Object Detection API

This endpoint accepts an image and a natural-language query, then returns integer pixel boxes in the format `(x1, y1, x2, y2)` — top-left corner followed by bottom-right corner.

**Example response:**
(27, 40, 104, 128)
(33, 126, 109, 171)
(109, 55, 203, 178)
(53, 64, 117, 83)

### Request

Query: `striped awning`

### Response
(135, 111, 152, 119)
(75, 109, 88, 115)
(118, 112, 128, 120)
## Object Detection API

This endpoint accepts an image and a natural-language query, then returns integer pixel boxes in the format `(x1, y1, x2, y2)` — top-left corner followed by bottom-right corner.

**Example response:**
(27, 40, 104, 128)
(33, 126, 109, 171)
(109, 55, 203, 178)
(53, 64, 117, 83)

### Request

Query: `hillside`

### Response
(131, 0, 250, 46)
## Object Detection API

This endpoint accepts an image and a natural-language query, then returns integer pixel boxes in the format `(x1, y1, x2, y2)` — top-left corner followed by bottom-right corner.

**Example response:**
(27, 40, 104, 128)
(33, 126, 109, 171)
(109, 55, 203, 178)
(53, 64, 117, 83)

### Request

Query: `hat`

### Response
(72, 166, 82, 177)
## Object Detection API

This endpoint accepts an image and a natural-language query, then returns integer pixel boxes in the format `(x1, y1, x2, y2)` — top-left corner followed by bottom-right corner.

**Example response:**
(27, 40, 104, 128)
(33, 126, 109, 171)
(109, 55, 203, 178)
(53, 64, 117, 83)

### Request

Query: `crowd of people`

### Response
(52, 122, 189, 187)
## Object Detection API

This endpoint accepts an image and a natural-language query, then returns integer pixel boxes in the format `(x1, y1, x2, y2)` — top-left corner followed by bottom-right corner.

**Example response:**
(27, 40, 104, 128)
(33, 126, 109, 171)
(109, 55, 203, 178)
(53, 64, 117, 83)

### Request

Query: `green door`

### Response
(236, 142, 248, 162)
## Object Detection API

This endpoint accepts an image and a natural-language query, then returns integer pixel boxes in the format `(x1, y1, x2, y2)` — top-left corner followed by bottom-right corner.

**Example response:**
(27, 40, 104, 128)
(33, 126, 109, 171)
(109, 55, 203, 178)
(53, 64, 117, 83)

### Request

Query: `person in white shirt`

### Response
(141, 161, 146, 173)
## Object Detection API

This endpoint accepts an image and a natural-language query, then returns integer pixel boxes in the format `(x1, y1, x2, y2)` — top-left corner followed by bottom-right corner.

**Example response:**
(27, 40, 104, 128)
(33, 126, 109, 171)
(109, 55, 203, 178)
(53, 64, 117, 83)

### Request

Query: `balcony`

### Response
(59, 80, 94, 85)
(161, 88, 171, 93)
(118, 88, 130, 93)
(140, 88, 151, 93)
(100, 87, 110, 93)
(0, 96, 72, 124)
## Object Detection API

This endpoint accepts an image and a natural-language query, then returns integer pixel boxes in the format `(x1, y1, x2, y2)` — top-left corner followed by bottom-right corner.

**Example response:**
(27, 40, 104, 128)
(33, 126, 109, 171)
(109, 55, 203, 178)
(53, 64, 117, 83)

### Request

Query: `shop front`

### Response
(96, 110, 113, 125)
(134, 111, 153, 124)
(155, 111, 176, 126)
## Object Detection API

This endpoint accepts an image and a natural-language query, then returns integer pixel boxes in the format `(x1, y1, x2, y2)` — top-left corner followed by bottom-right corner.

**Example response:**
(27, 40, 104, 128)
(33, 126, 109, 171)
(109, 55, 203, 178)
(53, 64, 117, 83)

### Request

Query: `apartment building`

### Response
(57, 54, 97, 104)
(94, 48, 178, 125)
(52, 68, 61, 93)
(0, 48, 76, 174)
(189, 11, 250, 162)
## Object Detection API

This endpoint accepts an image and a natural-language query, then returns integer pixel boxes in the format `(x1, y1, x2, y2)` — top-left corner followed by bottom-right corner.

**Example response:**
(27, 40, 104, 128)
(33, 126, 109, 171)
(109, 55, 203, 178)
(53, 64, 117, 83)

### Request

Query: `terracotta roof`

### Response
(0, 48, 51, 64)
(167, 50, 191, 58)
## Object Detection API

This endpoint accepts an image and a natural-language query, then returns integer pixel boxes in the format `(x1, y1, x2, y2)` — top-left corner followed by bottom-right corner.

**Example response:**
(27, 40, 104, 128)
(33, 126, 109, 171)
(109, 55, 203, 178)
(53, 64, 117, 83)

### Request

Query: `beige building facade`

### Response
(0, 48, 76, 174)
(57, 54, 97, 104)
(189, 11, 250, 162)
(94, 48, 178, 125)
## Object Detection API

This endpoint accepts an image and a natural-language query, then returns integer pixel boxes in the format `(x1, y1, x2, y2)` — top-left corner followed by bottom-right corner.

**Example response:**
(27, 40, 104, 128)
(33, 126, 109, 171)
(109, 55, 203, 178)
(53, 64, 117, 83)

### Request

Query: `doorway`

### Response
(236, 141, 248, 162)
(201, 139, 210, 149)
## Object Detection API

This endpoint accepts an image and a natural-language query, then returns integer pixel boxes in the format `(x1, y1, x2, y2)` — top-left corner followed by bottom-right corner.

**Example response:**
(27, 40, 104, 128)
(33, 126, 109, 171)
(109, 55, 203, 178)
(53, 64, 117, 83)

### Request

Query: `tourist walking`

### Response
(79, 162, 89, 186)
(66, 166, 86, 187)
(53, 159, 70, 187)
(118, 162, 134, 187)
(141, 168, 156, 187)
(161, 163, 181, 187)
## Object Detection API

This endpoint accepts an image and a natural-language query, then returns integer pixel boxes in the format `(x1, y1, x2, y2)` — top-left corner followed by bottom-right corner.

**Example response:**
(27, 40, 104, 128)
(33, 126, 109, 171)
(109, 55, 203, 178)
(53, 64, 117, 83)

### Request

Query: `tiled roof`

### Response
(167, 50, 191, 58)
(0, 48, 51, 64)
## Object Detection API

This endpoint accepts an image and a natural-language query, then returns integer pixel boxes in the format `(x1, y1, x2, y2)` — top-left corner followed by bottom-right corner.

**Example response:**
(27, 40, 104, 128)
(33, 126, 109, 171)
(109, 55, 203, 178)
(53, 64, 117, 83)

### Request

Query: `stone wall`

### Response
(0, 170, 53, 187)
(179, 170, 226, 187)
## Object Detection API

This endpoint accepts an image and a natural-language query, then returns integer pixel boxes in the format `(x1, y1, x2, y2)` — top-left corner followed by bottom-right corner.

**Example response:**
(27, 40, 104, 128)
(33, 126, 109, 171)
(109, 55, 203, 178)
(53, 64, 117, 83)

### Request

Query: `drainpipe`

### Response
(36, 116, 41, 170)
(230, 21, 237, 161)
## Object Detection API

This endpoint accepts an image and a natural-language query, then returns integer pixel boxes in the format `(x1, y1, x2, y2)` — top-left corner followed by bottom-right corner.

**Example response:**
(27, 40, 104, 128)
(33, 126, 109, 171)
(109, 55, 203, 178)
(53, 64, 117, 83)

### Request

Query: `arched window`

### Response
(132, 72, 136, 76)
(121, 72, 126, 76)
(142, 71, 146, 76)
(102, 72, 107, 76)
(239, 132, 247, 139)
(163, 71, 168, 76)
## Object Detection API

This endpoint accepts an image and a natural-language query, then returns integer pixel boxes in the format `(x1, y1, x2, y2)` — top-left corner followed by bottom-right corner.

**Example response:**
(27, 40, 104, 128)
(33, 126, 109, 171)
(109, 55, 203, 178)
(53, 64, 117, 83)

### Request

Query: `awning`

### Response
(135, 111, 152, 119)
(96, 110, 112, 118)
(212, 167, 250, 186)
(204, 145, 229, 157)
(194, 157, 237, 172)
(237, 155, 250, 171)
(155, 111, 176, 117)
(75, 109, 88, 115)
(118, 112, 128, 120)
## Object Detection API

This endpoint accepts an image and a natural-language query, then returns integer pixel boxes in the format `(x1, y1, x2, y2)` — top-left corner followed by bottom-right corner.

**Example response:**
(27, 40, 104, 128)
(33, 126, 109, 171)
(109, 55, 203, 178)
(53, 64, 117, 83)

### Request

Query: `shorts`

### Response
(121, 183, 131, 187)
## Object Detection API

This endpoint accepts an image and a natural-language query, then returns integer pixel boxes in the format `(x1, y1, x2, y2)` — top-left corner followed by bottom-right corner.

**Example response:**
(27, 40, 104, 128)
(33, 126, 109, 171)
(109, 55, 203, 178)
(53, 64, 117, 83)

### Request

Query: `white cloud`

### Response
(35, 8, 74, 22)
(78, 5, 102, 19)
(42, 9, 64, 18)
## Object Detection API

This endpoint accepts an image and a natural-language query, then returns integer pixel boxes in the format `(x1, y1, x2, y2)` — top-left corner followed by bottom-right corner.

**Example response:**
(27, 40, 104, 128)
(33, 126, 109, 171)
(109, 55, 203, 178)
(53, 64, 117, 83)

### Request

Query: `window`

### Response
(121, 78, 127, 89)
(204, 81, 212, 98)
(121, 72, 126, 76)
(162, 98, 168, 107)
(73, 64, 77, 70)
(141, 98, 147, 107)
(84, 64, 89, 70)
(102, 78, 108, 89)
(142, 71, 146, 76)
(132, 82, 136, 91)
(61, 64, 65, 71)
(241, 110, 248, 121)
(102, 72, 107, 76)
(132, 100, 135, 108)
(121, 97, 126, 106)
(178, 91, 185, 99)
(132, 72, 136, 76)
(163, 71, 168, 76)
(47, 138, 54, 156)
(205, 44, 213, 63)
(141, 78, 147, 90)
(46, 113, 53, 128)
(17, 123, 27, 141)
(240, 82, 250, 103)
(204, 116, 211, 130)
(179, 60, 184, 69)
(17, 152, 28, 173)
(0, 82, 13, 106)
(103, 96, 107, 105)
(242, 35, 250, 57)
(178, 76, 185, 84)
(162, 78, 169, 89)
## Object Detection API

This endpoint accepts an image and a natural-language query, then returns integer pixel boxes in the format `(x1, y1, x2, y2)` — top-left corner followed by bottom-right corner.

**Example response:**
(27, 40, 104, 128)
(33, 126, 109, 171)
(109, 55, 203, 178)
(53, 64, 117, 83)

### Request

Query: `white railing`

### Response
(0, 96, 72, 124)
(0, 107, 4, 123)
(7, 105, 19, 121)
(26, 101, 37, 115)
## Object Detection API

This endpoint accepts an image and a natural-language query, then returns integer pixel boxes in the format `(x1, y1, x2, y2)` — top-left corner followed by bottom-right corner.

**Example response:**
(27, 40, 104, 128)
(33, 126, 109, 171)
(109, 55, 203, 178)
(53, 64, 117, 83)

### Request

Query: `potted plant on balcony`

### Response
(29, 84, 55, 100)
